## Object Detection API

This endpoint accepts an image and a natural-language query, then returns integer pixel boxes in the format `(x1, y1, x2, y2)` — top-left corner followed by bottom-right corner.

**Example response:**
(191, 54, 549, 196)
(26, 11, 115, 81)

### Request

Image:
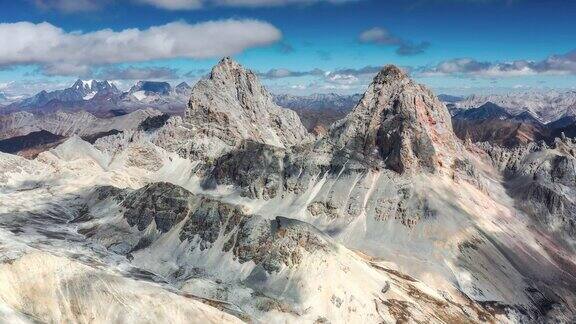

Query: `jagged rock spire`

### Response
(330, 64, 461, 173)
(185, 57, 310, 151)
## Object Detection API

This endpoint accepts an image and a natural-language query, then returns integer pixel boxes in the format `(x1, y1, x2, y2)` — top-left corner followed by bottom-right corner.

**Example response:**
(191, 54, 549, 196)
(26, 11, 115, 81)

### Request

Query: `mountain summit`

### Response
(186, 57, 310, 149)
(330, 64, 460, 173)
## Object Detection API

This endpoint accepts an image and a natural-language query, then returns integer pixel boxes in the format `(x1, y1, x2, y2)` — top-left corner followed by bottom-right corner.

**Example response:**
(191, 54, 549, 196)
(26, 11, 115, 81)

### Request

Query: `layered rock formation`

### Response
(77, 182, 511, 323)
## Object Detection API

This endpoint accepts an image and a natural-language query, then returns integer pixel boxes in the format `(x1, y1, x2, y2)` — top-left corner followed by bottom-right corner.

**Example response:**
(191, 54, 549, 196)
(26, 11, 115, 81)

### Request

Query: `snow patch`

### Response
(82, 80, 94, 89)
(83, 91, 97, 100)
(132, 91, 147, 101)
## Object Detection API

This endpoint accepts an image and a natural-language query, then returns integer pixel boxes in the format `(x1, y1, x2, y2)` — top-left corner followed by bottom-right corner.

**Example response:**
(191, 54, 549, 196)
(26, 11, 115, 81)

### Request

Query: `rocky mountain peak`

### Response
(373, 64, 409, 84)
(175, 82, 191, 95)
(71, 79, 117, 93)
(186, 57, 310, 150)
(330, 64, 461, 174)
(210, 56, 245, 79)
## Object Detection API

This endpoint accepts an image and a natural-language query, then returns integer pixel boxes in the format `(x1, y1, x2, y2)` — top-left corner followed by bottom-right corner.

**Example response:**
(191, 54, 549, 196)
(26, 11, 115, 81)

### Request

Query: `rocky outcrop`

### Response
(122, 182, 193, 232)
(186, 57, 310, 150)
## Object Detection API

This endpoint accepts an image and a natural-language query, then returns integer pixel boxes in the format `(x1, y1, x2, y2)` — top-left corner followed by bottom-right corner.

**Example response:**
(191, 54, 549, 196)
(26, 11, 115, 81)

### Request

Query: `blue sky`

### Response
(0, 0, 575, 96)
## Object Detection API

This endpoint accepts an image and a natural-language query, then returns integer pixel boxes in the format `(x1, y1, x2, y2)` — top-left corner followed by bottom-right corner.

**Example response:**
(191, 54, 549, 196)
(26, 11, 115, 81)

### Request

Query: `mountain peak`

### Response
(210, 57, 248, 80)
(374, 64, 408, 82)
(329, 63, 461, 174)
(186, 59, 310, 152)
(176, 82, 190, 88)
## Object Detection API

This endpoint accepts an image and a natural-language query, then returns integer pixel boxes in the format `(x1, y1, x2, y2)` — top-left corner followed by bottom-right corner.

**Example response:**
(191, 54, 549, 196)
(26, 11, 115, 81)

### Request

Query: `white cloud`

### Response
(0, 79, 72, 97)
(137, 0, 359, 10)
(0, 20, 281, 76)
(326, 73, 359, 85)
(0, 82, 13, 90)
(93, 66, 179, 80)
(419, 51, 576, 78)
(34, 0, 103, 12)
(358, 27, 430, 56)
(134, 0, 203, 10)
(359, 27, 400, 45)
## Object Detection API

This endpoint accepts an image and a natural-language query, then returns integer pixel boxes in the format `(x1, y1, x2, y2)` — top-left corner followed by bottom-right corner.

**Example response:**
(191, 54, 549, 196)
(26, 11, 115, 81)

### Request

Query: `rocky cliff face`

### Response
(329, 65, 461, 174)
(186, 57, 310, 150)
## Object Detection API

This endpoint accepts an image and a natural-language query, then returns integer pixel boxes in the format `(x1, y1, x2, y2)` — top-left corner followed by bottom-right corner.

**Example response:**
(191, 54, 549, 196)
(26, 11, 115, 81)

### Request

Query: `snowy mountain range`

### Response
(1, 58, 575, 323)
(1, 79, 192, 117)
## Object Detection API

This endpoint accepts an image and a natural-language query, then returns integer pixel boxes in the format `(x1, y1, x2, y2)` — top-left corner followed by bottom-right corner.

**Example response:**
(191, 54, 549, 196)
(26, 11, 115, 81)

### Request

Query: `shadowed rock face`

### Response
(202, 140, 329, 200)
(185, 57, 311, 150)
(481, 138, 576, 242)
(138, 114, 171, 131)
(107, 182, 333, 273)
(122, 182, 193, 232)
(0, 129, 64, 155)
(329, 65, 461, 174)
(453, 118, 549, 148)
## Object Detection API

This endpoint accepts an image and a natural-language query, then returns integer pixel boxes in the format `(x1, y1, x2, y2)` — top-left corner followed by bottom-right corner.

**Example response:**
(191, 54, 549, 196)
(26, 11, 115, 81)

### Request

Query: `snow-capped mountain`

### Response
(0, 58, 575, 323)
(16, 79, 120, 108)
(175, 81, 192, 95)
(3, 79, 191, 117)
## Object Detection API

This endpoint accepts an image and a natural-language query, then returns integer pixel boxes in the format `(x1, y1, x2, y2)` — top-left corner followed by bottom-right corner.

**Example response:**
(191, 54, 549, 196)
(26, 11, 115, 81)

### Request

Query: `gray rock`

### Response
(185, 57, 311, 155)
(92, 182, 333, 274)
(122, 182, 193, 232)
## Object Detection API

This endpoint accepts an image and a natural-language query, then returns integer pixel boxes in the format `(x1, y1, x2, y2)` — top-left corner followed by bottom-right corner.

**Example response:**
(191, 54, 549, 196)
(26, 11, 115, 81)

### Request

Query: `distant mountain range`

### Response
(272, 93, 362, 133)
(450, 90, 576, 124)
(273, 93, 362, 111)
(0, 91, 25, 106)
(1, 79, 192, 117)
(3, 79, 576, 146)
